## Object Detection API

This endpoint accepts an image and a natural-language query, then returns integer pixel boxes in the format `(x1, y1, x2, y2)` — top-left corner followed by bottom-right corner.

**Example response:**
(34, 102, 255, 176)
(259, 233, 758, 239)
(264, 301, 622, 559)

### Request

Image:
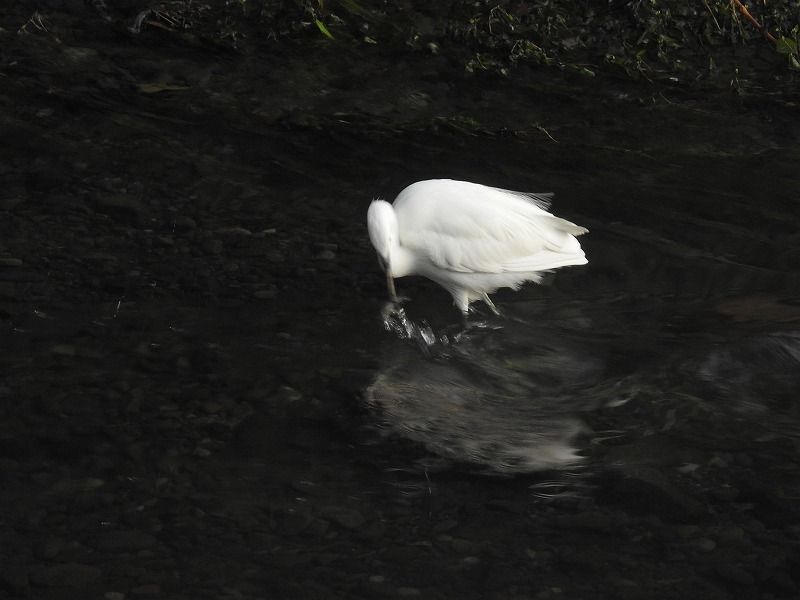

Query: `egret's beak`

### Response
(377, 254, 398, 303)
(386, 268, 397, 303)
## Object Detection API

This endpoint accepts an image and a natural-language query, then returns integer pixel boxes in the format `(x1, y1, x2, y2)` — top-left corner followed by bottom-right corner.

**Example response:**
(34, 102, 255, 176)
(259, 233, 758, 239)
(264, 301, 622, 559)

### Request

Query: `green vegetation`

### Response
(131, 1, 798, 90)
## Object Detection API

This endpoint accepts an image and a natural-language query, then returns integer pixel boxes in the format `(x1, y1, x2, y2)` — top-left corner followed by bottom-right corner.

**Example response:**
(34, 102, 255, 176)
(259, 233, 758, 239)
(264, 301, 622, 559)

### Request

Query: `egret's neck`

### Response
(389, 243, 416, 279)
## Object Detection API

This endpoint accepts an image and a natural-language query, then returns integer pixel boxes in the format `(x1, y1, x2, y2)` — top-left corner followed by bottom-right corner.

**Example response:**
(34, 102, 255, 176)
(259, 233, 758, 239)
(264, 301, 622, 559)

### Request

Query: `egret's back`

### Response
(393, 179, 587, 275)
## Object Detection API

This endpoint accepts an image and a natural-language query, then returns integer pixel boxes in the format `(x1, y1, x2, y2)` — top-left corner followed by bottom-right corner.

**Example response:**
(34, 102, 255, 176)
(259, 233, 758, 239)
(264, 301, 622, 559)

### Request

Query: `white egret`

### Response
(367, 179, 588, 315)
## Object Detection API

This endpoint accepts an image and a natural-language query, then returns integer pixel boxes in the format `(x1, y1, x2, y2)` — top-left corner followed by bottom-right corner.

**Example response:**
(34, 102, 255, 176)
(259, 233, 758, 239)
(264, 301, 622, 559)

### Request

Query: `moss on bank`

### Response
(108, 1, 798, 90)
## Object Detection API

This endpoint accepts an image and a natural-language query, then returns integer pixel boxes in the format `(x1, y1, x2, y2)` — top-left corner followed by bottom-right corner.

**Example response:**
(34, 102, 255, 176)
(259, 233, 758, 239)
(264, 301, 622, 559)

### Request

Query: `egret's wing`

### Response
(395, 180, 587, 274)
(491, 188, 553, 210)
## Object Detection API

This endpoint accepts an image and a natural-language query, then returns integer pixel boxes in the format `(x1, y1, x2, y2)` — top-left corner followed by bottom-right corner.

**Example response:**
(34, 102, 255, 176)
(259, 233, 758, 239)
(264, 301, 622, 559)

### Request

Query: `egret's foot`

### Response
(381, 301, 405, 321)
(463, 319, 504, 332)
(461, 303, 504, 331)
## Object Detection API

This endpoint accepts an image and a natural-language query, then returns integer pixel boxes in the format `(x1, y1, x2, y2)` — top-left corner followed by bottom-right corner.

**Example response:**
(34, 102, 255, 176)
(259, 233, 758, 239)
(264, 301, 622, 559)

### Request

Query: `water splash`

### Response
(366, 306, 606, 473)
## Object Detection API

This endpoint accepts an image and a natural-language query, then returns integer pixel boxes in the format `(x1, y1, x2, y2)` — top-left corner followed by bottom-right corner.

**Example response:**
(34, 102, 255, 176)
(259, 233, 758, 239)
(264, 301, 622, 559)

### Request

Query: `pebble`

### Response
(216, 226, 252, 237)
(29, 563, 102, 587)
(0, 568, 29, 594)
(96, 530, 158, 552)
(555, 512, 614, 533)
(320, 506, 366, 530)
(0, 257, 23, 267)
(714, 564, 753, 585)
(397, 587, 421, 596)
(611, 464, 705, 518)
(432, 519, 458, 534)
(717, 525, 745, 544)
(692, 537, 716, 552)
(95, 195, 147, 222)
(450, 538, 474, 554)
(0, 282, 17, 298)
(202, 238, 224, 255)
(290, 479, 322, 496)
(50, 344, 77, 357)
(172, 216, 197, 231)
(273, 507, 312, 535)
(675, 524, 701, 539)
(131, 583, 161, 596)
(0, 196, 25, 210)
(35, 536, 66, 559)
(253, 288, 276, 300)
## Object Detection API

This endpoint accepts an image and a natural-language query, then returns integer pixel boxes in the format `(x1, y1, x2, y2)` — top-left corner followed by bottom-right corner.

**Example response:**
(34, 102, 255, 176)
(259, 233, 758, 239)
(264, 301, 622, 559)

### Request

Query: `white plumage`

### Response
(367, 179, 588, 314)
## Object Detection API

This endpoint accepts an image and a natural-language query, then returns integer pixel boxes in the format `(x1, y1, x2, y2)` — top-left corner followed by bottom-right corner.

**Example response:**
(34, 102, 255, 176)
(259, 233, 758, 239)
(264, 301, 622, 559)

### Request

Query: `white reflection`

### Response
(365, 309, 605, 473)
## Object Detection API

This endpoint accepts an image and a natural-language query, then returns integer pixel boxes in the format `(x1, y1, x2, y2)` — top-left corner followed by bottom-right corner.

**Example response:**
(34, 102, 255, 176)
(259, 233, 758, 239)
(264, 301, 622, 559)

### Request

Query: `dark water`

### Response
(3, 10, 800, 598)
(363, 148, 800, 477)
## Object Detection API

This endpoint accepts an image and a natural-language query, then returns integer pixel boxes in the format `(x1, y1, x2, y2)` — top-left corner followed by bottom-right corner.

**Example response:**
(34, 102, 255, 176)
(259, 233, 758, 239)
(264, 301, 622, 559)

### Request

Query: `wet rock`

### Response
(35, 536, 66, 560)
(692, 537, 716, 552)
(253, 288, 276, 300)
(484, 498, 527, 514)
(711, 485, 739, 502)
(0, 196, 25, 210)
(216, 226, 252, 237)
(96, 530, 158, 552)
(320, 506, 366, 530)
(397, 587, 421, 597)
(717, 525, 745, 544)
(273, 507, 313, 535)
(431, 519, 458, 534)
(290, 479, 322, 496)
(131, 583, 161, 596)
(760, 569, 796, 594)
(714, 564, 753, 586)
(50, 344, 77, 357)
(602, 465, 705, 519)
(555, 511, 615, 533)
(29, 563, 102, 587)
(675, 524, 701, 539)
(0, 567, 29, 595)
(172, 215, 197, 231)
(0, 282, 16, 299)
(201, 238, 224, 255)
(450, 538, 474, 554)
(95, 195, 147, 224)
(0, 269, 43, 282)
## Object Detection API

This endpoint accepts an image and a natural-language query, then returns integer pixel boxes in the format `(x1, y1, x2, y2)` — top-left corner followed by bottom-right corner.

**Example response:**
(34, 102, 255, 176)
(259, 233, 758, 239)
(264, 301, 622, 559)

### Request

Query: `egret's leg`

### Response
(452, 290, 470, 315)
(386, 271, 398, 303)
(481, 293, 501, 316)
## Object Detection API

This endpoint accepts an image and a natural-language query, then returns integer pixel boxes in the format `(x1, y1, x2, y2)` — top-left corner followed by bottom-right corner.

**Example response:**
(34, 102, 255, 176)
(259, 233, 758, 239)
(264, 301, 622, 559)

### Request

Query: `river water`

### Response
(3, 6, 800, 597)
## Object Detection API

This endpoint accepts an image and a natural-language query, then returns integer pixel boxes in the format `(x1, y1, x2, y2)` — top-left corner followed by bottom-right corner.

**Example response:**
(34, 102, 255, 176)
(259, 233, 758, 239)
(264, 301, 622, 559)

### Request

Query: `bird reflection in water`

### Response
(366, 308, 601, 474)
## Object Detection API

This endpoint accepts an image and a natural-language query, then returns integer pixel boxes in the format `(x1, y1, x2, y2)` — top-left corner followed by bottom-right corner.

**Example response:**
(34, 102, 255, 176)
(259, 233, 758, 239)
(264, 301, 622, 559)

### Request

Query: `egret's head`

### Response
(367, 199, 399, 301)
(367, 199, 397, 269)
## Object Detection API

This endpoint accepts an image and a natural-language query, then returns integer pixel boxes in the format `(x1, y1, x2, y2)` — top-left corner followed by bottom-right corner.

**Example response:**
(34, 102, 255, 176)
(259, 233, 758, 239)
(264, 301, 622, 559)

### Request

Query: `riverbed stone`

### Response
(96, 530, 159, 552)
(30, 563, 102, 587)
(320, 506, 366, 530)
